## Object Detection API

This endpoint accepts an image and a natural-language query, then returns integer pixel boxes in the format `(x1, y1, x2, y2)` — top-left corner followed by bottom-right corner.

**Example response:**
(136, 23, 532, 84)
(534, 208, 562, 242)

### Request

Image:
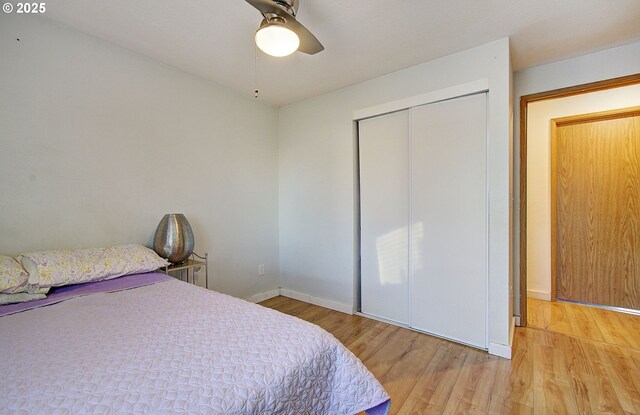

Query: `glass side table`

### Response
(162, 252, 208, 289)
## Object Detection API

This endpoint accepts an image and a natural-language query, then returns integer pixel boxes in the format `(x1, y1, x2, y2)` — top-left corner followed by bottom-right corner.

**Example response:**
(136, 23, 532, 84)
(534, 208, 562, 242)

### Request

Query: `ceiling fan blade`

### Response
(245, 0, 288, 17)
(284, 18, 324, 55)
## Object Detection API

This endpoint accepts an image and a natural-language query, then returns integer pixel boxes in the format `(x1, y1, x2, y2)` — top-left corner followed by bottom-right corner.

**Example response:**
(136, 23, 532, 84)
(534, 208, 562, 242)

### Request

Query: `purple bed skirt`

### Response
(366, 399, 391, 414)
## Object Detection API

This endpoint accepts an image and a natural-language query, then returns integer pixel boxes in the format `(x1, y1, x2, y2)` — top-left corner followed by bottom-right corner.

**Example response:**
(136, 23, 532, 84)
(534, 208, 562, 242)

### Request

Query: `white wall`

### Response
(0, 15, 280, 300)
(278, 38, 513, 351)
(513, 40, 640, 315)
(527, 84, 640, 300)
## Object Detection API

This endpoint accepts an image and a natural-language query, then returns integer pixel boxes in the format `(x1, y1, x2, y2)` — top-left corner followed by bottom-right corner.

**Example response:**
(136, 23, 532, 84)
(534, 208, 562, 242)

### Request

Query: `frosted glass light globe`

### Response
(255, 24, 300, 57)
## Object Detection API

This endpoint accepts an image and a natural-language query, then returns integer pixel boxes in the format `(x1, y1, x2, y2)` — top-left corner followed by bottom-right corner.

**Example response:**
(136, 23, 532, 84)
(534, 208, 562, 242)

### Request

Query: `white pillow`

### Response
(20, 256, 41, 285)
(18, 257, 49, 294)
(22, 244, 170, 288)
(0, 255, 29, 294)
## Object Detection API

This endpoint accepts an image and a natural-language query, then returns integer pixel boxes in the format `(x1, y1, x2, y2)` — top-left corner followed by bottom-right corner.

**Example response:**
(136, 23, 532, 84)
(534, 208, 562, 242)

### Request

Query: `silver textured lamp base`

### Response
(153, 214, 195, 264)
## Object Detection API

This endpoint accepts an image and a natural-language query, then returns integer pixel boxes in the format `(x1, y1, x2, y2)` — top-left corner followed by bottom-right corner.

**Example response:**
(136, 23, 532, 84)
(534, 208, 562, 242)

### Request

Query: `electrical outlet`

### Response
(258, 264, 265, 276)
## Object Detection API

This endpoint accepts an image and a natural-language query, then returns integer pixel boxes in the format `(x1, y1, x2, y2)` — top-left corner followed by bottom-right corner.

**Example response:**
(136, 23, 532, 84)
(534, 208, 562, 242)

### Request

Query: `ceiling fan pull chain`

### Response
(254, 43, 259, 99)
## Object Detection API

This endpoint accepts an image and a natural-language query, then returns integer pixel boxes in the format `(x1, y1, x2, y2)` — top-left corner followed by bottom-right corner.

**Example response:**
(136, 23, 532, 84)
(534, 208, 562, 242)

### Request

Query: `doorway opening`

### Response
(519, 73, 640, 326)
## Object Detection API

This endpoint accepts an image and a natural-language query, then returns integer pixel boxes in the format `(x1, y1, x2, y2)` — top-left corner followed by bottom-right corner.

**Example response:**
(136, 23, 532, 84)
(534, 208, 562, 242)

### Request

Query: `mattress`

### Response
(0, 273, 390, 414)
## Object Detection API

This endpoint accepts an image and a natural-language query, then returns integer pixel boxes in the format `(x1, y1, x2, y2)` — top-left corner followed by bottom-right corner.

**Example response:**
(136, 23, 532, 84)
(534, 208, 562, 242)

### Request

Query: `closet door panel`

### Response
(410, 93, 487, 348)
(359, 110, 409, 324)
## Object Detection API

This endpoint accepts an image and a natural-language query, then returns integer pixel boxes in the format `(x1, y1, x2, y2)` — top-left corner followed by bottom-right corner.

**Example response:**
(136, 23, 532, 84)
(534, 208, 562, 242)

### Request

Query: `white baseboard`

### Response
(489, 342, 512, 359)
(514, 315, 521, 326)
(279, 288, 353, 315)
(527, 290, 551, 301)
(244, 288, 354, 315)
(488, 316, 515, 359)
(245, 289, 281, 304)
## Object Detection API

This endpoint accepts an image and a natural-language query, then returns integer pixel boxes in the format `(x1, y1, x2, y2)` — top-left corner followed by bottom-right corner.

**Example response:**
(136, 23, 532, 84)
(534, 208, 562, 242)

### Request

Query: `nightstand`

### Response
(162, 252, 208, 289)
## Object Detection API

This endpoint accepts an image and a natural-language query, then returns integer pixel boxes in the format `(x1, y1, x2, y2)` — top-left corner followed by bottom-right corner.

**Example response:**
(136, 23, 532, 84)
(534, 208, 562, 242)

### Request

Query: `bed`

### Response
(0, 272, 390, 414)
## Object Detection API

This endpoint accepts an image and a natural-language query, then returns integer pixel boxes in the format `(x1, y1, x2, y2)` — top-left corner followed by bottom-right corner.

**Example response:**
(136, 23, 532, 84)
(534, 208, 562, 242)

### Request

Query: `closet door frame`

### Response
(354, 78, 490, 348)
(353, 79, 489, 121)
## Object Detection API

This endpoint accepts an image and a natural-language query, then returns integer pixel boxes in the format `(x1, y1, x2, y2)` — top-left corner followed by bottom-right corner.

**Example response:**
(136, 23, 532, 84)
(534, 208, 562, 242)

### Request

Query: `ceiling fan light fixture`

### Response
(255, 22, 300, 57)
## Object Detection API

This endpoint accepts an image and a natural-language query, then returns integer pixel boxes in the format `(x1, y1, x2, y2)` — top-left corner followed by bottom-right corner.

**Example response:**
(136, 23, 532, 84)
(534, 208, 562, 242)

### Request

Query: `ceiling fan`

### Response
(246, 0, 324, 57)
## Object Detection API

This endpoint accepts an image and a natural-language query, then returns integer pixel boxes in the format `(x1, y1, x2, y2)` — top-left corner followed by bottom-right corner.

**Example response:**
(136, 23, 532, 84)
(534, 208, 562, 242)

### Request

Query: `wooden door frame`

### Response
(519, 73, 640, 327)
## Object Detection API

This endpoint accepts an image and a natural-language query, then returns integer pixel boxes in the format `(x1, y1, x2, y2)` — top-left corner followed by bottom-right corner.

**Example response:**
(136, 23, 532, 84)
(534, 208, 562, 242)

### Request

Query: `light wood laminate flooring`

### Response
(260, 296, 640, 414)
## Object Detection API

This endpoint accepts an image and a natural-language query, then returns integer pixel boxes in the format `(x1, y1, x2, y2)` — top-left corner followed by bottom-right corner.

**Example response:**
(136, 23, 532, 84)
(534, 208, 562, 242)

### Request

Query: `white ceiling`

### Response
(39, 0, 640, 107)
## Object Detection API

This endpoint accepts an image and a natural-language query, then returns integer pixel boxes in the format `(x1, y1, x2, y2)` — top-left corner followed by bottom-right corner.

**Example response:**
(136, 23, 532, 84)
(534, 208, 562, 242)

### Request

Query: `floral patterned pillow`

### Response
(0, 255, 29, 294)
(22, 244, 170, 288)
(0, 292, 47, 305)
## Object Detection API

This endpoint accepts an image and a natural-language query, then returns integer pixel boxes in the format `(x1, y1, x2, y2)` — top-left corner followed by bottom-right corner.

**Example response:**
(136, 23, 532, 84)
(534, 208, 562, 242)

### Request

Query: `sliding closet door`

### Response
(410, 93, 487, 348)
(359, 110, 409, 324)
